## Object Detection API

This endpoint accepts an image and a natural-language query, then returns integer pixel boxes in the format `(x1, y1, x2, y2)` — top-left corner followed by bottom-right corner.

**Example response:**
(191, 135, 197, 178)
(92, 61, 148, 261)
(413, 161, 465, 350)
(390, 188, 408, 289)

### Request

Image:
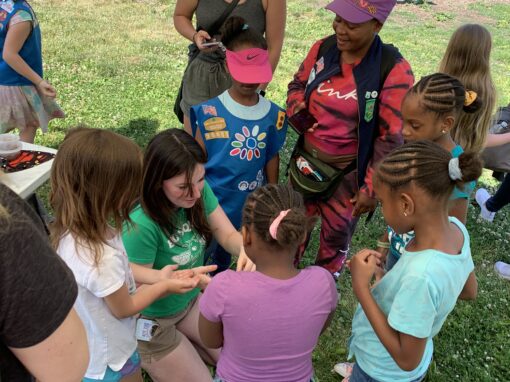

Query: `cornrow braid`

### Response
(408, 73, 482, 117)
(376, 140, 482, 198)
(242, 184, 315, 247)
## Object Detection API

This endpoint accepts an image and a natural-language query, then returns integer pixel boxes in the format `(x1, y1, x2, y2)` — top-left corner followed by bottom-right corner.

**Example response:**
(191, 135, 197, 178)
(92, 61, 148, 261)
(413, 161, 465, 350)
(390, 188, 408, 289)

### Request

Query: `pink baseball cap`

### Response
(225, 48, 272, 84)
(325, 0, 397, 24)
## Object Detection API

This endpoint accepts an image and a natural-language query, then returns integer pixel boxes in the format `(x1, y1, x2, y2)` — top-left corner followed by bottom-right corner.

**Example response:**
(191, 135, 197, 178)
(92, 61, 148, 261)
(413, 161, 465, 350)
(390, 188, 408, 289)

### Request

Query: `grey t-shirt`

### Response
(195, 0, 265, 35)
(0, 184, 77, 381)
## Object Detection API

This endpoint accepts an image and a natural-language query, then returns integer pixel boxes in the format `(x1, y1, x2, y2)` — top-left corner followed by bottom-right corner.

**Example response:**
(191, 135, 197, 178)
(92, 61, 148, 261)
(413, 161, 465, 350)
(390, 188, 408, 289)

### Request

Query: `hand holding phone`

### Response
(288, 108, 318, 135)
(202, 41, 221, 48)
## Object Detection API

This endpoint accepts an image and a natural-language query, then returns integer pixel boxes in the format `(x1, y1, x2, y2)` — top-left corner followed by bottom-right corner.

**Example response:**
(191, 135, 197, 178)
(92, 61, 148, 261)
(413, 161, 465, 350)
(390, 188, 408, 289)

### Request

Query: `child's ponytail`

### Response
(243, 184, 315, 247)
(376, 140, 482, 199)
(450, 151, 483, 189)
(219, 16, 267, 51)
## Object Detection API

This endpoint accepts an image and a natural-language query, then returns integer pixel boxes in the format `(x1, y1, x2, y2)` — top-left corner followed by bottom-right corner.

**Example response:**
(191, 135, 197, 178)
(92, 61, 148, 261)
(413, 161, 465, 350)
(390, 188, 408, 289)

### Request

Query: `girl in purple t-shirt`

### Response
(199, 184, 338, 382)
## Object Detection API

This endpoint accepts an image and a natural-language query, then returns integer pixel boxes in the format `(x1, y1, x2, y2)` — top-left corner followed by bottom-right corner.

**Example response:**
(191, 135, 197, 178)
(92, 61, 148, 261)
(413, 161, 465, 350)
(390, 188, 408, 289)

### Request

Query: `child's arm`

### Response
(350, 249, 427, 371)
(208, 205, 256, 272)
(375, 230, 390, 264)
(458, 271, 477, 300)
(104, 279, 197, 319)
(3, 20, 55, 97)
(198, 313, 224, 349)
(265, 154, 279, 183)
(484, 132, 510, 148)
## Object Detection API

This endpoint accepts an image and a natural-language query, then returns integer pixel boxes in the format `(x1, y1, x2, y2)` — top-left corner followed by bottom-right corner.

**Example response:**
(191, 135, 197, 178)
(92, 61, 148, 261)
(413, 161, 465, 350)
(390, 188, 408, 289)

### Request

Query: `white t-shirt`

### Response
(58, 233, 137, 379)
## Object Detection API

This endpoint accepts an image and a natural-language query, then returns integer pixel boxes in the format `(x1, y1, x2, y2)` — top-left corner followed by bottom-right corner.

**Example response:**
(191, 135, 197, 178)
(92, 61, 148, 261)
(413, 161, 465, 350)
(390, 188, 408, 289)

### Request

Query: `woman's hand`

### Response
(236, 247, 256, 272)
(350, 249, 382, 292)
(193, 30, 213, 51)
(36, 79, 57, 98)
(350, 191, 378, 217)
(292, 102, 319, 133)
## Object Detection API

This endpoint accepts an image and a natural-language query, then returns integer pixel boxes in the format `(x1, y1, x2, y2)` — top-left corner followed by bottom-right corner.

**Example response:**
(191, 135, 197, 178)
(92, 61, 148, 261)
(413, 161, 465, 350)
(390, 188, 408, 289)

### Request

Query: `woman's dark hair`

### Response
(376, 140, 483, 199)
(407, 73, 483, 118)
(242, 184, 315, 247)
(219, 16, 267, 51)
(141, 129, 212, 244)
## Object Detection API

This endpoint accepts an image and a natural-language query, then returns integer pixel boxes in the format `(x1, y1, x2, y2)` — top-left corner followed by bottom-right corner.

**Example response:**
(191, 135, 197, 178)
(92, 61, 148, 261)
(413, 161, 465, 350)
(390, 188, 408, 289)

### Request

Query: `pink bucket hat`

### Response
(225, 48, 273, 84)
(325, 0, 397, 24)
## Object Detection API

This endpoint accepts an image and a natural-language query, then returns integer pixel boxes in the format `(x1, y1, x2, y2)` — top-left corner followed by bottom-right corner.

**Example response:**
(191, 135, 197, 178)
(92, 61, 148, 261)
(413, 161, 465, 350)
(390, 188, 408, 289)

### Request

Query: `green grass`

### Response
(30, 0, 510, 381)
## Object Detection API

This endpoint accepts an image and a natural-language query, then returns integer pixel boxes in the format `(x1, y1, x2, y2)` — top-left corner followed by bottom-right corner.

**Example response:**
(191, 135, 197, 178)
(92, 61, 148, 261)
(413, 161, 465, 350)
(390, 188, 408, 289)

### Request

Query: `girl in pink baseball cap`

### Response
(190, 16, 288, 274)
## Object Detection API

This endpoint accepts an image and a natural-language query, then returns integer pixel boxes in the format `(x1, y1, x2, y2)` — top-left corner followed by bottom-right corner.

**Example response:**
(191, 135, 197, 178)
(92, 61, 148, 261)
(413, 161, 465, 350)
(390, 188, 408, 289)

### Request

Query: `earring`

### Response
(441, 129, 447, 134)
(403, 211, 408, 217)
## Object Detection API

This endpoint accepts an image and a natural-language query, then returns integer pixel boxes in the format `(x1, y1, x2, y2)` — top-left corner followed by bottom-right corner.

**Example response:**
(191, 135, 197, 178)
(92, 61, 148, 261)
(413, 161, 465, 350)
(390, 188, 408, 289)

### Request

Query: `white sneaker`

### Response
(494, 261, 510, 280)
(475, 188, 496, 222)
(333, 362, 353, 378)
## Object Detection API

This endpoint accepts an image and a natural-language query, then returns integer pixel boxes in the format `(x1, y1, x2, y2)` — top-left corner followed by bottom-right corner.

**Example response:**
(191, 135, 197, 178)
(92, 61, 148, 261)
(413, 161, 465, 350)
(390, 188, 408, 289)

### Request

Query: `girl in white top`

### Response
(50, 127, 215, 382)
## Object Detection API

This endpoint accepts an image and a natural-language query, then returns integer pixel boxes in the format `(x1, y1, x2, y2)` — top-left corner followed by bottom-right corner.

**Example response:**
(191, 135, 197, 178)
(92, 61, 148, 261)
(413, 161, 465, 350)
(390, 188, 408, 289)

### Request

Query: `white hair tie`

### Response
(448, 157, 463, 181)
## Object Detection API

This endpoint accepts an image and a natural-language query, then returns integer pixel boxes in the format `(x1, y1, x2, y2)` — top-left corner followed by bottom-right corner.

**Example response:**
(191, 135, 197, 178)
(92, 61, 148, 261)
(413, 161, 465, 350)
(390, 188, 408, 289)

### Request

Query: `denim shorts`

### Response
(350, 362, 426, 382)
(83, 351, 140, 382)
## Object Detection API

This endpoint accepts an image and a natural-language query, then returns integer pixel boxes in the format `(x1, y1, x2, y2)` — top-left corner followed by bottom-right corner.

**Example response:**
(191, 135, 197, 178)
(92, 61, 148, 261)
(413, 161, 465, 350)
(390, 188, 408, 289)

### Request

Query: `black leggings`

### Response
(486, 173, 510, 212)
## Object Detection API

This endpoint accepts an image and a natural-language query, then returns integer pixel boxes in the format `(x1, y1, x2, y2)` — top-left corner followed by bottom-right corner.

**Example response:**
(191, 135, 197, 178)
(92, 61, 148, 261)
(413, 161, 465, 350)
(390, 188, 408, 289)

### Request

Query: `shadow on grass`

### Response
(114, 118, 160, 148)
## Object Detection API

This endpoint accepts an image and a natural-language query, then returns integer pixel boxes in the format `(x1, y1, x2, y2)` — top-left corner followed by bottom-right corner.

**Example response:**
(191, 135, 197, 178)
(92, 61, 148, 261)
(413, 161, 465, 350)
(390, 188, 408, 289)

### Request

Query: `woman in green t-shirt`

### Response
(122, 129, 254, 382)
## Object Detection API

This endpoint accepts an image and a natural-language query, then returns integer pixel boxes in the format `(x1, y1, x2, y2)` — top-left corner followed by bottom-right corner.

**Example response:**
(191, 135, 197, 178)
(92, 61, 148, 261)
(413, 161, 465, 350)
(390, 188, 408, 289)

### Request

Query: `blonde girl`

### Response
(439, 23, 496, 153)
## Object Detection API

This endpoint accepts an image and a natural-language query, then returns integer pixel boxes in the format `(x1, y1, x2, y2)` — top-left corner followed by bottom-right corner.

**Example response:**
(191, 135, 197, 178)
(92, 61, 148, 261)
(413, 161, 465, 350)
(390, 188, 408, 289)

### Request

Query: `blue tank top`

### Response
(190, 92, 287, 228)
(0, 1, 42, 86)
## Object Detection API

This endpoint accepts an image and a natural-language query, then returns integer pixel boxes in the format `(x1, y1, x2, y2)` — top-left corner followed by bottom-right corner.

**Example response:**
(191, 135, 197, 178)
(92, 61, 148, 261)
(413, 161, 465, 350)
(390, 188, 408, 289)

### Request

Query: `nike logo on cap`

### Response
(246, 54, 260, 60)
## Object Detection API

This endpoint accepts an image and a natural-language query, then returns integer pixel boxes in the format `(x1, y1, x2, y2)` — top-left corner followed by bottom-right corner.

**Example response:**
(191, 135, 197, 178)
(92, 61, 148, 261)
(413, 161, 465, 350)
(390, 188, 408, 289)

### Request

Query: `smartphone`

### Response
(288, 109, 318, 135)
(202, 41, 221, 48)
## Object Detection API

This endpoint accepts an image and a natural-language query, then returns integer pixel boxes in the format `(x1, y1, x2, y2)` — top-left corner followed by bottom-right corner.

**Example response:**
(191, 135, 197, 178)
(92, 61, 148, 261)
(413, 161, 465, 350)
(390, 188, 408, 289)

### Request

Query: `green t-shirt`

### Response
(122, 182, 219, 317)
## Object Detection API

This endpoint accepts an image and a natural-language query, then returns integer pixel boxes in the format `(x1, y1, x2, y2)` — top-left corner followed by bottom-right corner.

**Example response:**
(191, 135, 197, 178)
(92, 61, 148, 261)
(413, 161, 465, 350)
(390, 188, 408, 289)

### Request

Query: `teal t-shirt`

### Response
(122, 181, 219, 317)
(450, 145, 476, 200)
(349, 217, 474, 381)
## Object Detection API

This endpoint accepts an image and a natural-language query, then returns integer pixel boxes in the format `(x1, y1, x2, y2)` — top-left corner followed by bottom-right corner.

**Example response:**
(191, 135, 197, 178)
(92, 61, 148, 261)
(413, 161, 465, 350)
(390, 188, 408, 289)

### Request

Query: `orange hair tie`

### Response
(464, 90, 477, 107)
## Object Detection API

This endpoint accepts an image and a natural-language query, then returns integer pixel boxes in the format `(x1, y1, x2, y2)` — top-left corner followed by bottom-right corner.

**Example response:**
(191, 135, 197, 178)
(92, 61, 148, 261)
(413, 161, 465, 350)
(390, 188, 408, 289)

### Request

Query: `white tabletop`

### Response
(1, 142, 57, 199)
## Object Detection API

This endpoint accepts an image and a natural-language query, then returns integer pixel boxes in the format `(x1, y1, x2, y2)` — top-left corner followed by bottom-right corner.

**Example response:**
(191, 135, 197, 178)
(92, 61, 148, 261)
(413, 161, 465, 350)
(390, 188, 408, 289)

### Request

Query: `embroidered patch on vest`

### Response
(202, 104, 217, 116)
(276, 110, 286, 130)
(204, 117, 227, 131)
(204, 131, 229, 140)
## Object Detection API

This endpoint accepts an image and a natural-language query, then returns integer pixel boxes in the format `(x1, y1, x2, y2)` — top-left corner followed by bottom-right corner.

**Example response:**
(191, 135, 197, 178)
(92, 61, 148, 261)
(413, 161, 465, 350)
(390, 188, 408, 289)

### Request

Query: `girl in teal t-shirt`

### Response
(348, 140, 480, 382)
(375, 73, 481, 270)
(122, 129, 253, 382)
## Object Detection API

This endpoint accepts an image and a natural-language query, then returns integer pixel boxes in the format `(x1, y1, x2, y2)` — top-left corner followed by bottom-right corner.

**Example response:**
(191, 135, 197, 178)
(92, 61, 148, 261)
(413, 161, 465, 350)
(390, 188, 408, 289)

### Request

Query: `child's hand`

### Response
(166, 278, 199, 294)
(36, 79, 57, 98)
(375, 245, 389, 264)
(350, 249, 382, 290)
(194, 273, 212, 290)
(236, 247, 256, 272)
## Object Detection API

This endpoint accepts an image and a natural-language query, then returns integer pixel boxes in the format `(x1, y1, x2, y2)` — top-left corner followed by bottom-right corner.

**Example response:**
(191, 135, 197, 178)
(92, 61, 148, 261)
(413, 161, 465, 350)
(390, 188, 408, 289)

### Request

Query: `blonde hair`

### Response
(439, 24, 496, 153)
(50, 127, 143, 266)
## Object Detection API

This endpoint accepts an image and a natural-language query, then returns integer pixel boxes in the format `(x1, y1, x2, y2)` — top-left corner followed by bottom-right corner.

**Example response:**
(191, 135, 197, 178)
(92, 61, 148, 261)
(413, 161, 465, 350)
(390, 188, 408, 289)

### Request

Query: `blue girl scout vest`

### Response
(191, 96, 287, 229)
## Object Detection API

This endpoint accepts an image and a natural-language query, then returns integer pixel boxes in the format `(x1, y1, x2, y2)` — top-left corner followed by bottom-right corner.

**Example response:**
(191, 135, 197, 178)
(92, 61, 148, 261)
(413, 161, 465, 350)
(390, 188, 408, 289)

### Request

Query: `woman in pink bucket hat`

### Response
(286, 0, 414, 281)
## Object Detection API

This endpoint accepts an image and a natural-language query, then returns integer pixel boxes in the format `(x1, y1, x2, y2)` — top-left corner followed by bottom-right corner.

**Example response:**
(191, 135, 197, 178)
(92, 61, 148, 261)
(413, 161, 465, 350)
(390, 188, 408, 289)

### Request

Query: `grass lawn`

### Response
(31, 0, 510, 380)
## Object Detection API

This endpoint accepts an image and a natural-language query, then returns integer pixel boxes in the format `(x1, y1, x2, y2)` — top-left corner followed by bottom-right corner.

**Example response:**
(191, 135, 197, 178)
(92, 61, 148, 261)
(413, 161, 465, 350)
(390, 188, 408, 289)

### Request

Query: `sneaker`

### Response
(494, 261, 510, 281)
(333, 362, 353, 378)
(475, 188, 496, 222)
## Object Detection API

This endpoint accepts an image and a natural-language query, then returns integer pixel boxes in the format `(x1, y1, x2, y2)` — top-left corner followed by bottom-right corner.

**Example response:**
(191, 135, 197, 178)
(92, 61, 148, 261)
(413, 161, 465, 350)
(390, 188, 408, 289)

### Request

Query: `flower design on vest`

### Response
(230, 125, 266, 161)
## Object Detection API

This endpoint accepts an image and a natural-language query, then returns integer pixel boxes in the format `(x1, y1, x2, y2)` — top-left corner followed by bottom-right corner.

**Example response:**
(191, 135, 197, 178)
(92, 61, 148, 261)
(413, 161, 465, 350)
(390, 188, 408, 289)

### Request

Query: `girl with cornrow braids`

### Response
(198, 184, 337, 382)
(375, 72, 482, 270)
(347, 140, 480, 382)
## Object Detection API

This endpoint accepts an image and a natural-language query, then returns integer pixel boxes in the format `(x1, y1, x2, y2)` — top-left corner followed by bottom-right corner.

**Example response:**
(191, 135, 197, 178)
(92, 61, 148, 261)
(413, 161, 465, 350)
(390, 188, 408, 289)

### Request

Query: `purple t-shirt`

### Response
(199, 266, 338, 382)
